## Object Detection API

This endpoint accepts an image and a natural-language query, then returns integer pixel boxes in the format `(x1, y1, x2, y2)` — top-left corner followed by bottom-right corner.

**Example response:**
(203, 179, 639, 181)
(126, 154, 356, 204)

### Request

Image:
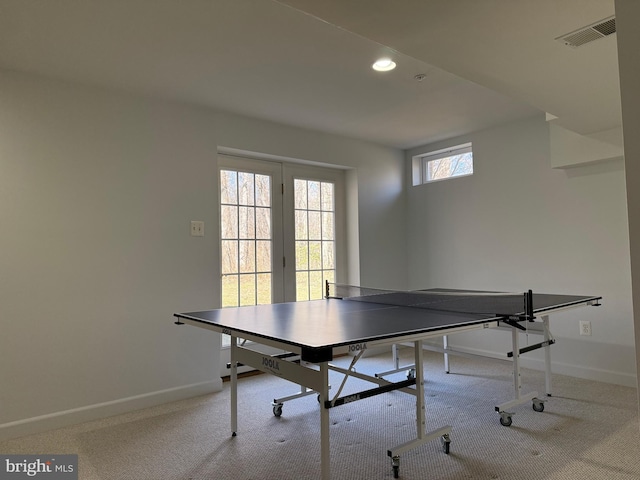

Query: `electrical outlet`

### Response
(579, 320, 592, 336)
(190, 221, 205, 237)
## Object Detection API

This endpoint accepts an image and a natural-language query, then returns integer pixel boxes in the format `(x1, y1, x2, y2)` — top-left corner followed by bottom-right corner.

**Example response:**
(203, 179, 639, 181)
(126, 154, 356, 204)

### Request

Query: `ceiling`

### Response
(0, 0, 620, 149)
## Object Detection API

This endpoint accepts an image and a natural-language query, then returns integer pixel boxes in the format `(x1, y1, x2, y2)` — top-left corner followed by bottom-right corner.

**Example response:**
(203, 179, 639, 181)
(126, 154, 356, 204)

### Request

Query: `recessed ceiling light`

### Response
(372, 58, 396, 72)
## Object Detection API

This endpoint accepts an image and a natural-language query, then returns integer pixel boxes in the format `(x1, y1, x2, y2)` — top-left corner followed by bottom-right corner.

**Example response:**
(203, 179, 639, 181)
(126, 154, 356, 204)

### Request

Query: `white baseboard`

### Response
(423, 342, 638, 388)
(0, 379, 223, 442)
(522, 358, 638, 388)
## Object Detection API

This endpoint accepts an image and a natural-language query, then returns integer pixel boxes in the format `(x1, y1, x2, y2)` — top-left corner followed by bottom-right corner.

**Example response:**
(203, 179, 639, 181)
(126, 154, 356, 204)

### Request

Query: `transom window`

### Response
(419, 143, 473, 184)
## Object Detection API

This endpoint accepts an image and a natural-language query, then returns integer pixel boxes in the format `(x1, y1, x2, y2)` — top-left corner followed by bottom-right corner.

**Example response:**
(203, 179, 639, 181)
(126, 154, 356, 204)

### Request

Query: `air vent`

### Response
(556, 16, 616, 48)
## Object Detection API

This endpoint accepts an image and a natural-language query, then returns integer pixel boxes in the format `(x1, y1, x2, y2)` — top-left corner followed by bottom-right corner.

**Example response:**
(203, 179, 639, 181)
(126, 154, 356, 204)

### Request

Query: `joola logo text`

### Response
(262, 357, 280, 370)
(348, 343, 367, 353)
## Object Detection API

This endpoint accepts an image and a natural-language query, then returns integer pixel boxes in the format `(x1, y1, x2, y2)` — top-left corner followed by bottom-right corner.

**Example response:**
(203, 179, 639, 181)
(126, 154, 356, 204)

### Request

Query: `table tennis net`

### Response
(327, 283, 534, 320)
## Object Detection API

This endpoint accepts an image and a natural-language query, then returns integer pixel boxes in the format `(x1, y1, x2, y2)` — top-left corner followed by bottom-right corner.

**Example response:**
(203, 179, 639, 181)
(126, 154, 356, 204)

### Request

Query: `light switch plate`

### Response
(190, 221, 204, 237)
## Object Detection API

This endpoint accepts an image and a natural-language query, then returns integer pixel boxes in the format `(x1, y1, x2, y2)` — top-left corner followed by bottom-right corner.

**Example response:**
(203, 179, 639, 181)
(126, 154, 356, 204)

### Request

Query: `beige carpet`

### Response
(1, 349, 639, 479)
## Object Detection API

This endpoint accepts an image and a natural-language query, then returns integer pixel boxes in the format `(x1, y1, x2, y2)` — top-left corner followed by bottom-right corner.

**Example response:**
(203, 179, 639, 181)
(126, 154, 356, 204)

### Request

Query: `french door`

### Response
(218, 155, 344, 375)
(219, 156, 284, 312)
(282, 164, 344, 302)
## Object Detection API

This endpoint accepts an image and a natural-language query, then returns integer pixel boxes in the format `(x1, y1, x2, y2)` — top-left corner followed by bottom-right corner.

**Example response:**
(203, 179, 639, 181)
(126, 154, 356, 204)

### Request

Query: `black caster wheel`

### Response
(532, 400, 545, 412)
(441, 434, 451, 454)
(390, 456, 400, 479)
(499, 414, 513, 427)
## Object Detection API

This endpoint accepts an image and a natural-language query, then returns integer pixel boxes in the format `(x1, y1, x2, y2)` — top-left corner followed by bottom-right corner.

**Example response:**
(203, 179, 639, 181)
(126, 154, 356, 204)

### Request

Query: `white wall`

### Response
(0, 70, 406, 439)
(405, 115, 636, 386)
(615, 0, 640, 402)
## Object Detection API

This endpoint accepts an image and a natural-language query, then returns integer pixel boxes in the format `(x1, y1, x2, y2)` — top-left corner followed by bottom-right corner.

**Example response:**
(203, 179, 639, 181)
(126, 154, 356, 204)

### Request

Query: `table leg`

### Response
(414, 339, 426, 439)
(386, 339, 451, 478)
(319, 362, 330, 480)
(443, 335, 450, 373)
(543, 315, 552, 396)
(495, 327, 540, 426)
(230, 335, 238, 436)
(392, 343, 399, 370)
(512, 327, 521, 400)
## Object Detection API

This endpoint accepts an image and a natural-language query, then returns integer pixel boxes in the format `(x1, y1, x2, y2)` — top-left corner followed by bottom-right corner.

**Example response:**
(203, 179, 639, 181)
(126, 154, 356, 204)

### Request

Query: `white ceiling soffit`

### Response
(0, 0, 541, 149)
(278, 0, 622, 137)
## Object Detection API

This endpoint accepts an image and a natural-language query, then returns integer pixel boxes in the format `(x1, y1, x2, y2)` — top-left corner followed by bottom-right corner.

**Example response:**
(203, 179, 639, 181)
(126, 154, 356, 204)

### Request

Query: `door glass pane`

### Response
(220, 170, 238, 204)
(221, 240, 238, 274)
(296, 271, 309, 301)
(238, 172, 255, 206)
(256, 207, 271, 239)
(308, 211, 321, 240)
(239, 207, 255, 239)
(322, 241, 334, 270)
(239, 274, 256, 306)
(294, 179, 336, 301)
(294, 179, 307, 209)
(322, 270, 335, 288)
(220, 168, 274, 347)
(257, 273, 272, 304)
(239, 241, 255, 273)
(322, 212, 334, 240)
(295, 241, 308, 270)
(255, 175, 271, 207)
(308, 181, 321, 210)
(256, 240, 272, 272)
(222, 275, 239, 308)
(309, 270, 323, 300)
(220, 205, 238, 239)
(309, 241, 322, 270)
(295, 211, 308, 240)
(321, 182, 333, 210)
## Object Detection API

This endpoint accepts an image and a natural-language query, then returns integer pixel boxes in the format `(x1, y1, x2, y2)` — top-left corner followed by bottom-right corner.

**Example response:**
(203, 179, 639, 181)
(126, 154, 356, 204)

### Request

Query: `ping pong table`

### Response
(174, 283, 601, 479)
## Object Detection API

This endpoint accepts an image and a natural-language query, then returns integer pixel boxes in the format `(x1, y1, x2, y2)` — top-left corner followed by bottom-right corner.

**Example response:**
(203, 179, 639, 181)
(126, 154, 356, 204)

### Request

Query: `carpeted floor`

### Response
(1, 349, 639, 479)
